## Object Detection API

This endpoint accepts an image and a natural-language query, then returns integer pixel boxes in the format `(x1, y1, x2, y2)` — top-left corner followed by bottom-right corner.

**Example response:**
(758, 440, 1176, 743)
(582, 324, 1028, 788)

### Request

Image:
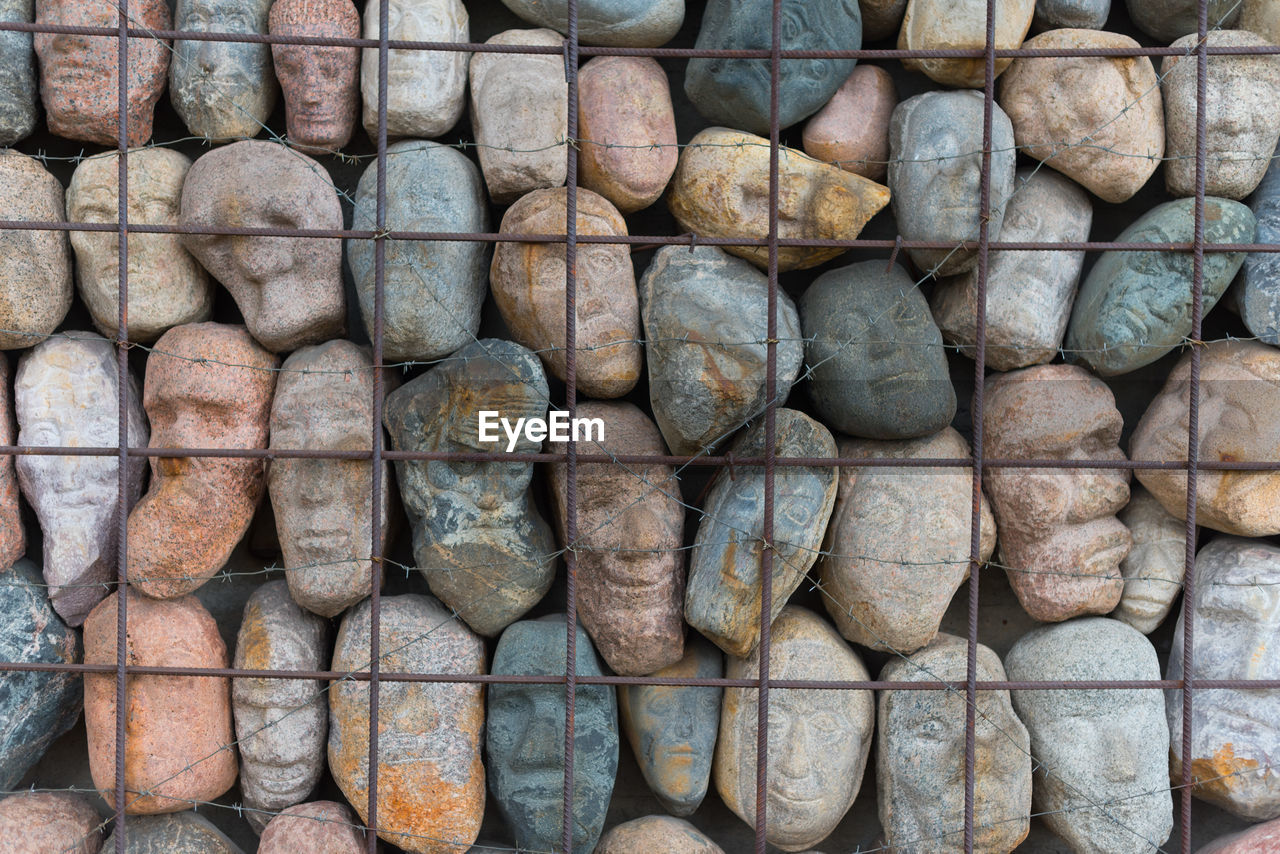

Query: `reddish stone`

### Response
(269, 0, 361, 153)
(0, 359, 24, 570)
(258, 801, 368, 853)
(803, 65, 896, 182)
(0, 791, 102, 854)
(1197, 817, 1280, 853)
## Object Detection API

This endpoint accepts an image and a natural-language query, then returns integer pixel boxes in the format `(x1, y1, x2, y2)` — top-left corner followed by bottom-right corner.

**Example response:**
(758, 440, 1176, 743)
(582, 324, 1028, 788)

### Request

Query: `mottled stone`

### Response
(1006, 618, 1173, 854)
(685, 0, 860, 134)
(1112, 485, 1187, 634)
(383, 338, 555, 637)
(0, 359, 24, 571)
(1244, 0, 1280, 46)
(330, 595, 485, 853)
(101, 812, 242, 853)
(715, 606, 873, 852)
(879, 634, 1032, 853)
(492, 187, 642, 398)
(983, 365, 1132, 622)
(932, 169, 1092, 370)
(84, 590, 237, 814)
(0, 151, 72, 349)
(269, 340, 390, 618)
(270, 0, 361, 153)
(1066, 198, 1254, 376)
(0, 559, 80, 792)
(889, 91, 1015, 276)
(0, 0, 36, 145)
(899, 0, 1033, 87)
(801, 261, 956, 439)
(488, 615, 619, 854)
(500, 0, 683, 46)
(127, 323, 277, 600)
(180, 141, 345, 353)
(1125, 0, 1239, 45)
(1197, 817, 1280, 854)
(597, 816, 724, 853)
(68, 149, 213, 344)
(1243, 143, 1280, 345)
(258, 801, 367, 853)
(619, 637, 723, 816)
(171, 0, 276, 141)
(0, 791, 102, 854)
(819, 429, 996, 653)
(639, 245, 803, 456)
(685, 410, 837, 658)
(1163, 32, 1280, 200)
(34, 0, 169, 146)
(469, 29, 567, 204)
(578, 56, 678, 213)
(803, 65, 895, 182)
(15, 333, 147, 626)
(1033, 0, 1109, 28)
(362, 0, 468, 139)
(668, 127, 891, 271)
(861, 0, 907, 40)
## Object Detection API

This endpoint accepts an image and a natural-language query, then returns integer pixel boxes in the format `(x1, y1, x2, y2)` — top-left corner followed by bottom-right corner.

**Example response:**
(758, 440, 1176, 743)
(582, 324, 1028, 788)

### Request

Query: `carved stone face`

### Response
(1114, 485, 1187, 634)
(269, 0, 360, 152)
(171, 0, 276, 140)
(361, 0, 468, 138)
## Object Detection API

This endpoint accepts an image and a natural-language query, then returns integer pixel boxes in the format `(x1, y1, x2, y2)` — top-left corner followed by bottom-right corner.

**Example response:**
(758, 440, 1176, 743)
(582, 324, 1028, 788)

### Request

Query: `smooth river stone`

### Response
(0, 151, 71, 349)
(1112, 485, 1187, 634)
(0, 559, 81, 792)
(269, 0, 361, 153)
(1163, 31, 1280, 200)
(685, 409, 838, 658)
(258, 801, 368, 853)
(639, 244, 802, 455)
(0, 0, 36, 145)
(362, 0, 468, 139)
(102, 812, 243, 854)
(668, 126, 891, 272)
(1033, 0, 1109, 28)
(899, 0, 1033, 87)
(932, 168, 1092, 371)
(1006, 618, 1173, 854)
(84, 590, 237, 814)
(1198, 817, 1280, 854)
(802, 261, 956, 439)
(330, 595, 486, 853)
(715, 606, 873, 852)
(34, 0, 170, 146)
(491, 187, 642, 398)
(1125, 0, 1239, 45)
(819, 428, 996, 653)
(488, 615, 619, 854)
(500, 0, 683, 45)
(578, 56, 678, 214)
(1243, 144, 1280, 344)
(1065, 197, 1254, 376)
(597, 816, 725, 853)
(802, 65, 895, 182)
(889, 90, 1016, 276)
(0, 791, 102, 854)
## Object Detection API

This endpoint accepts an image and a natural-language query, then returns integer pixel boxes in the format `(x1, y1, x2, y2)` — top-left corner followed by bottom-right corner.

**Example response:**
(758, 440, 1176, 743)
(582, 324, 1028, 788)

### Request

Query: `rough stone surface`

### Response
(861, 0, 907, 40)
(330, 595, 485, 853)
(879, 634, 1032, 854)
(0, 363, 21, 573)
(68, 148, 213, 344)
(668, 127, 891, 271)
(469, 28, 567, 204)
(889, 91, 1015, 276)
(127, 323, 277, 600)
(180, 141, 345, 353)
(802, 65, 895, 182)
(597, 816, 725, 853)
(983, 365, 1132, 622)
(1112, 485, 1187, 634)
(84, 590, 237, 814)
(578, 56, 678, 213)
(34, 0, 170, 146)
(383, 338, 555, 637)
(269, 0, 361, 153)
(15, 333, 147, 626)
(0, 791, 102, 854)
(258, 801, 367, 853)
(0, 151, 72, 349)
(639, 245, 803, 456)
(1033, 0, 1109, 28)
(362, 0, 468, 139)
(1000, 29, 1163, 204)
(715, 606, 873, 852)
(1244, 0, 1280, 45)
(0, 0, 36, 145)
(801, 261, 956, 439)
(1243, 143, 1280, 345)
(1125, 0, 1239, 46)
(819, 428, 996, 653)
(101, 812, 243, 853)
(492, 187, 642, 398)
(932, 168, 1092, 370)
(1197, 817, 1280, 854)
(1006, 618, 1173, 854)
(685, 410, 838, 658)
(488, 615, 618, 854)
(618, 637, 723, 817)
(171, 0, 276, 141)
(1067, 197, 1253, 376)
(499, 0, 683, 46)
(899, 0, 1033, 87)
(269, 340, 390, 618)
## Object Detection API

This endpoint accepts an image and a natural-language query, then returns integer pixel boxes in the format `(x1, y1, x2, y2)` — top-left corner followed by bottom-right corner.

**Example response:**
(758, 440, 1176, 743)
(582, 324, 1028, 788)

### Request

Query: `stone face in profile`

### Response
(668, 127, 891, 272)
(802, 65, 896, 182)
(488, 615, 619, 854)
(1125, 0, 1238, 56)
(715, 606, 873, 852)
(0, 151, 72, 350)
(1112, 485, 1187, 634)
(383, 338, 555, 637)
(1006, 618, 1173, 854)
(171, 0, 276, 141)
(0, 359, 23, 574)
(500, 0, 684, 46)
(258, 801, 368, 853)
(596, 816, 725, 853)
(330, 595, 486, 853)
(0, 792, 102, 854)
(0, 0, 36, 145)
(102, 812, 243, 854)
(270, 0, 361, 153)
(363, 0, 468, 139)
(1242, 147, 1280, 346)
(879, 634, 1032, 854)
(1033, 0, 1109, 28)
(899, 0, 1033, 87)
(685, 410, 838, 658)
(15, 333, 147, 626)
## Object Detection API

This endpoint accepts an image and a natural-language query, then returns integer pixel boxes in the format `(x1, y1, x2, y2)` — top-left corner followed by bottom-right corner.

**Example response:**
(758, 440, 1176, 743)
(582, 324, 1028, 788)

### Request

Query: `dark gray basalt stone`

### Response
(1033, 0, 1109, 29)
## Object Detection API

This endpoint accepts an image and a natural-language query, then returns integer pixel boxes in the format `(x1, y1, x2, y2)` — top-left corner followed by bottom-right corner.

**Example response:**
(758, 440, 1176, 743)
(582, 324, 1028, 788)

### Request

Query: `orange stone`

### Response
(802, 65, 896, 181)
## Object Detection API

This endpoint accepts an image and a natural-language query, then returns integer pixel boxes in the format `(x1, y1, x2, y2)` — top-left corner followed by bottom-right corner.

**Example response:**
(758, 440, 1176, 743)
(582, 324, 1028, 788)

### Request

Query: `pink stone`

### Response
(269, 0, 361, 153)
(258, 801, 368, 853)
(0, 358, 24, 571)
(0, 791, 103, 854)
(1197, 817, 1280, 853)
(802, 65, 896, 182)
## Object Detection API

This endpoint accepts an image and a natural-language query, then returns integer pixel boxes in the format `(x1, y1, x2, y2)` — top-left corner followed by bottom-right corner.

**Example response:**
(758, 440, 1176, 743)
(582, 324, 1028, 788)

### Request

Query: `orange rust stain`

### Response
(1191, 743, 1260, 800)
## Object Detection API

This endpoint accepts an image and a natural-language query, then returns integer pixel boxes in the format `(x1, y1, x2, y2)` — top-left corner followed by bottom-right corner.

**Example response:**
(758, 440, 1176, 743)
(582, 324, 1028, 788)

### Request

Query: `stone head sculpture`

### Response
(269, 0, 361, 152)
(0, 150, 72, 350)
(171, 0, 276, 141)
(0, 0, 36, 145)
(1113, 485, 1188, 634)
(361, 0, 469, 139)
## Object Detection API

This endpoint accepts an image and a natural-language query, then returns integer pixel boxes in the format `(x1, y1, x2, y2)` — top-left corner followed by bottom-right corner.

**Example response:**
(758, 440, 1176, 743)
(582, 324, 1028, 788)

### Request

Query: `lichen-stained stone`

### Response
(269, 0, 361, 153)
(1111, 485, 1187, 634)
(899, 0, 1033, 87)
(0, 150, 72, 350)
(500, 0, 684, 46)
(101, 812, 243, 853)
(0, 357, 24, 572)
(362, 0, 468, 139)
(597, 816, 725, 853)
(668, 127, 891, 272)
(258, 801, 368, 853)
(802, 65, 896, 182)
(0, 791, 102, 854)
(0, 0, 37, 146)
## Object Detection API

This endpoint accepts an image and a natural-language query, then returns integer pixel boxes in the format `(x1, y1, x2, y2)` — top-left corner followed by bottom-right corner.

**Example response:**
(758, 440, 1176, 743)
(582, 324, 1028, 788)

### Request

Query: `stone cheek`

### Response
(802, 65, 896, 182)
(1112, 485, 1187, 634)
(0, 151, 72, 350)
(0, 0, 36, 146)
(258, 801, 368, 853)
(899, 0, 1033, 87)
(596, 816, 726, 853)
(0, 792, 103, 854)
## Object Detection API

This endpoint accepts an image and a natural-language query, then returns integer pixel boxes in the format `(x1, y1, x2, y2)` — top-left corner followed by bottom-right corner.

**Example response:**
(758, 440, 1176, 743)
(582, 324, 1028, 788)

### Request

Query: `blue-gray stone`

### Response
(487, 615, 619, 854)
(1066, 197, 1255, 376)
(348, 140, 490, 362)
(1124, 0, 1238, 43)
(801, 261, 956, 439)
(0, 558, 81, 791)
(1033, 0, 1109, 29)
(498, 0, 684, 46)
(170, 0, 277, 141)
(1242, 145, 1280, 345)
(0, 0, 35, 146)
(102, 812, 244, 854)
(684, 0, 862, 134)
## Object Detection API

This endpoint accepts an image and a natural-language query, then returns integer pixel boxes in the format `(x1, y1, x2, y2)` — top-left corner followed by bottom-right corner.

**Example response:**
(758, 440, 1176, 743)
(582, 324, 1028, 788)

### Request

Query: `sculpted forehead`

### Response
(985, 366, 1121, 454)
(69, 150, 190, 212)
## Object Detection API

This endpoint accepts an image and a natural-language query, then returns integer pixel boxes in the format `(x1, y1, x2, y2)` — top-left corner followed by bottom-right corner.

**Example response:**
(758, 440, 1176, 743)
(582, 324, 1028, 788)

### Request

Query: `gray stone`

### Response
(1125, 0, 1239, 48)
(1112, 485, 1187, 635)
(1033, 0, 1109, 28)
(488, 615, 619, 854)
(362, 0, 468, 139)
(801, 261, 956, 439)
(597, 816, 724, 853)
(685, 409, 838, 658)
(0, 150, 72, 349)
(1006, 618, 1173, 854)
(685, 0, 861, 134)
(170, 0, 276, 141)
(1065, 197, 1254, 376)
(0, 0, 36, 145)
(889, 90, 1016, 276)
(102, 812, 243, 854)
(639, 245, 803, 456)
(1242, 139, 1280, 345)
(499, 0, 684, 46)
